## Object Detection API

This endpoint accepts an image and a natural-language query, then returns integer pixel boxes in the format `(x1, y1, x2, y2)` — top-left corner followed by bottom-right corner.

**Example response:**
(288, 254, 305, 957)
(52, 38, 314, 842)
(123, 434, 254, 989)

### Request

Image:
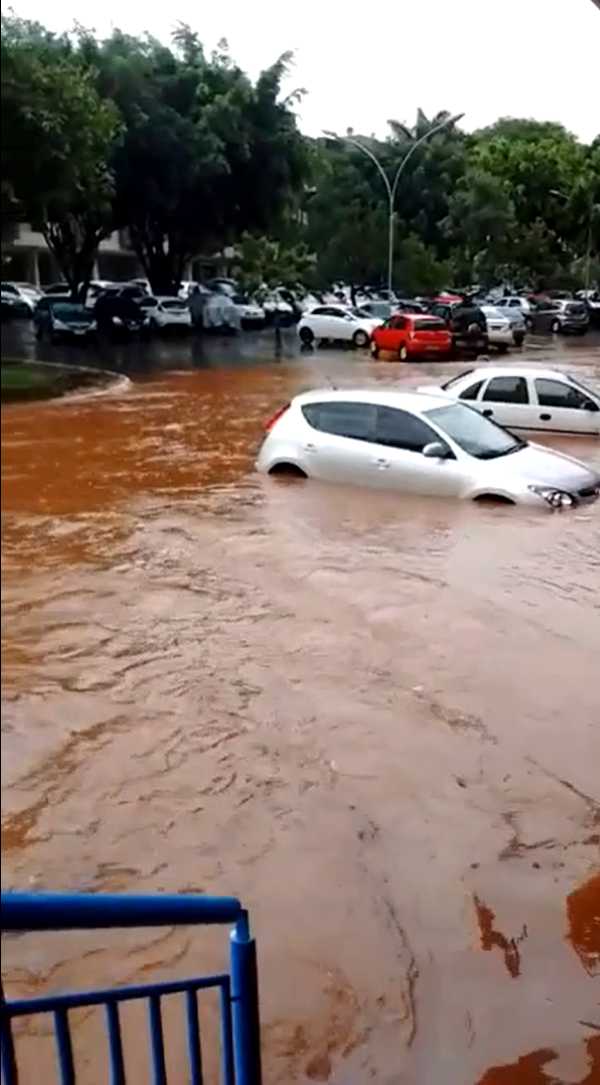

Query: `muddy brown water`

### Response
(2, 333, 600, 1084)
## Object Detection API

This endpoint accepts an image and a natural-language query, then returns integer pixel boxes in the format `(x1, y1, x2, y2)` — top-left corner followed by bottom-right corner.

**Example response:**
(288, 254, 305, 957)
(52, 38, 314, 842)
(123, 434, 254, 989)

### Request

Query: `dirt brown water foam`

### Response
(2, 347, 600, 1083)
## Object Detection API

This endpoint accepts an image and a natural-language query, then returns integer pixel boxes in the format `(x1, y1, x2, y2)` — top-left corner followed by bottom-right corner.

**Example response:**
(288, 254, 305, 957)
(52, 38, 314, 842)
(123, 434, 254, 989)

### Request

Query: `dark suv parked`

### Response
(94, 286, 149, 337)
(428, 298, 489, 358)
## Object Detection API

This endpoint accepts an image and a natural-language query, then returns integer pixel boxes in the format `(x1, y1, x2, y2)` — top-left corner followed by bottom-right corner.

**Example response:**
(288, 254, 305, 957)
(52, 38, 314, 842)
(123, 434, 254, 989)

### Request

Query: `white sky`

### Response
(11, 0, 600, 143)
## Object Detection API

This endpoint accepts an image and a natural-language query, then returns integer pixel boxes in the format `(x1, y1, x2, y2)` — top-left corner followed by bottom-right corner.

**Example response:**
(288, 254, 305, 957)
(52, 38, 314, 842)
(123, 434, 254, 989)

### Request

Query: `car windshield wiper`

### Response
(476, 441, 526, 460)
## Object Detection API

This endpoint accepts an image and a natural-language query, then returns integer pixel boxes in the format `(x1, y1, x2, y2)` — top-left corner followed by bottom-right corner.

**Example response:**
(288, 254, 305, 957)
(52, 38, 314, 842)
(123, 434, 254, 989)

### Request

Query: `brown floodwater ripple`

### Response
(2, 343, 600, 1083)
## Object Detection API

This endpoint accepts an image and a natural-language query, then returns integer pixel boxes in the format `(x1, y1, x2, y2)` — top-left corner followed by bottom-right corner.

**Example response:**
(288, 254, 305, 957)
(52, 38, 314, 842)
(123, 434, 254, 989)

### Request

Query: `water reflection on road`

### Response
(2, 327, 599, 1083)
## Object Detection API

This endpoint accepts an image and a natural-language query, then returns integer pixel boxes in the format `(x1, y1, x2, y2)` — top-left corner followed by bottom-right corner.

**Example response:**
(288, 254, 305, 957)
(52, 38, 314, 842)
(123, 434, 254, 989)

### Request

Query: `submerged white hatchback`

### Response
(256, 390, 600, 509)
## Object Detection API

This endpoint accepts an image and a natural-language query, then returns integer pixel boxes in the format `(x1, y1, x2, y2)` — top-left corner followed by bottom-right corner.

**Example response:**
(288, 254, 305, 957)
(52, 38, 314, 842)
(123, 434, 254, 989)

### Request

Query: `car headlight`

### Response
(53, 320, 68, 331)
(112, 316, 123, 325)
(528, 485, 575, 509)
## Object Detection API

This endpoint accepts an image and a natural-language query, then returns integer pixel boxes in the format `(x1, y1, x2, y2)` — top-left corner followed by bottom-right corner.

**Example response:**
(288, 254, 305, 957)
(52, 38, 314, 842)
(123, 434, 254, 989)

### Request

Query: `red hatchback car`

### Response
(371, 313, 452, 360)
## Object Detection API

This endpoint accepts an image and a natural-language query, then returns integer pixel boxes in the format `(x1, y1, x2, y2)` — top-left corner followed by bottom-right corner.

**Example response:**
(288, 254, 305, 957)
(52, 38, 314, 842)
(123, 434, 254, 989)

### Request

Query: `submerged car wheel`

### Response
(551, 318, 560, 334)
(398, 345, 408, 361)
(473, 494, 515, 505)
(513, 332, 525, 347)
(370, 342, 380, 359)
(268, 463, 307, 479)
(299, 326, 314, 345)
(353, 329, 369, 349)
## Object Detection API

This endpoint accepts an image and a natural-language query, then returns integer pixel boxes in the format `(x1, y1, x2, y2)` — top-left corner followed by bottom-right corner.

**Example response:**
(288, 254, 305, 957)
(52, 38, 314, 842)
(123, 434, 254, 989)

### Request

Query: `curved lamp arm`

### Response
(344, 138, 393, 204)
(323, 112, 464, 294)
(390, 113, 464, 203)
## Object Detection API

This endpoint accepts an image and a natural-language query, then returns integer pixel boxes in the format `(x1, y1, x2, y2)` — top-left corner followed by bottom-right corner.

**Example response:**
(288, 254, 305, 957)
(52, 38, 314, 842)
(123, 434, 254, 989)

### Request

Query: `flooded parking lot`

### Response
(2, 326, 599, 1083)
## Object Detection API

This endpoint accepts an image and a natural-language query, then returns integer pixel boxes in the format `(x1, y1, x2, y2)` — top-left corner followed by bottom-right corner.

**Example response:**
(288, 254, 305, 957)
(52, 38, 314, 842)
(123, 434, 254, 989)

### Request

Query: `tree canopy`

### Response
(2, 16, 120, 296)
(1, 19, 310, 295)
(1, 18, 598, 297)
(306, 112, 598, 293)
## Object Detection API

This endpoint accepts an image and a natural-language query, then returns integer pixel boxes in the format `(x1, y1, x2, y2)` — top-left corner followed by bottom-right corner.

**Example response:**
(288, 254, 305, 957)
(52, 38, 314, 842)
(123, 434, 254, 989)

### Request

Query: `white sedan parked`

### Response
(230, 295, 266, 328)
(139, 296, 192, 331)
(419, 367, 600, 436)
(481, 306, 517, 351)
(297, 305, 382, 348)
(1, 282, 38, 314)
(256, 389, 599, 508)
(495, 296, 533, 321)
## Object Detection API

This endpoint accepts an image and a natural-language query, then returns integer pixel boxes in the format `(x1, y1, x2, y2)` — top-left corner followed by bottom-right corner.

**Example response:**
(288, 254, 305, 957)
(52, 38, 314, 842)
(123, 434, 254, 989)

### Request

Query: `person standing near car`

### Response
(189, 285, 206, 331)
(450, 294, 489, 357)
(452, 294, 487, 336)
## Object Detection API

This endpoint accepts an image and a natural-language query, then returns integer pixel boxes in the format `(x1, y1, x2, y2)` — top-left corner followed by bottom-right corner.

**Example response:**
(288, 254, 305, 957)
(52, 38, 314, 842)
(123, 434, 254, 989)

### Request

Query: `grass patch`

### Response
(1, 361, 110, 403)
(1, 364, 64, 402)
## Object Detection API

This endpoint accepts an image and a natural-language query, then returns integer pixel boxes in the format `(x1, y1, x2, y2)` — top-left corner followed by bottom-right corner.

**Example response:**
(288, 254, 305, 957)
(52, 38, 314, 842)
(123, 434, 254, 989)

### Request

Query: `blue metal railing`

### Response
(1, 891, 262, 1085)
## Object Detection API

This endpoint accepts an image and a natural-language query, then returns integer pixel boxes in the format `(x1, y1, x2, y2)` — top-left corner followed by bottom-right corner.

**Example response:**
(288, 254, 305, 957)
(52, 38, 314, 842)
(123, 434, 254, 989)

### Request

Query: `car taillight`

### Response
(264, 403, 290, 432)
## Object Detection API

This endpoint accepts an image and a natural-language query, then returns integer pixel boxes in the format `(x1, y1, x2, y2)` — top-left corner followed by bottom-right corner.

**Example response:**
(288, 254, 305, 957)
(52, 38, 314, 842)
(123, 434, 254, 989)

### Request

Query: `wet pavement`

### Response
(1, 322, 600, 1083)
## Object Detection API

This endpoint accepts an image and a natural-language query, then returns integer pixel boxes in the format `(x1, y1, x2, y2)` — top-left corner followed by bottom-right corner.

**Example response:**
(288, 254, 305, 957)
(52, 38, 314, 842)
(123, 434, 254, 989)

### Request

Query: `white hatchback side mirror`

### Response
(423, 441, 450, 459)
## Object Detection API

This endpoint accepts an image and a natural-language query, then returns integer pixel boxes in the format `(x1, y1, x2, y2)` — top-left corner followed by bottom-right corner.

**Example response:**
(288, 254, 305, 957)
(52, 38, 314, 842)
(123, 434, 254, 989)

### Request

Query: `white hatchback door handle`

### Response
(304, 442, 317, 452)
(374, 457, 390, 469)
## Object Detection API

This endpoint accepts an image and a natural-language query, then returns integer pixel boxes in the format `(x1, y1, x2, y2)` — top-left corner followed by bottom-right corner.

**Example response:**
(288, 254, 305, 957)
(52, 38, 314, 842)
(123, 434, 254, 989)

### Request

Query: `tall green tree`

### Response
(444, 168, 517, 283)
(468, 118, 589, 282)
(305, 139, 390, 286)
(1, 16, 120, 298)
(233, 233, 314, 293)
(80, 30, 309, 294)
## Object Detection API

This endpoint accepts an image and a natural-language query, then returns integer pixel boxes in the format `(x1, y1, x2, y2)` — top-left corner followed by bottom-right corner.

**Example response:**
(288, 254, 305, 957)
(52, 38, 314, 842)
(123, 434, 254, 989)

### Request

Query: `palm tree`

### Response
(387, 109, 455, 143)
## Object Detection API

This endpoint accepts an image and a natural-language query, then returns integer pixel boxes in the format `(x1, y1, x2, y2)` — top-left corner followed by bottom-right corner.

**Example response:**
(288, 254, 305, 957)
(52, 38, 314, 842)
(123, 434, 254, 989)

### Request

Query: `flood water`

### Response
(2, 328, 600, 1084)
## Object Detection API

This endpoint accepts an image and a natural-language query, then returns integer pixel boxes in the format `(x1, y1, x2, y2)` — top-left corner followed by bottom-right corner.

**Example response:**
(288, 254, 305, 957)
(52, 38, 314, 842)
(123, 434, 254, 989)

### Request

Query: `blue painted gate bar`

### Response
(1, 891, 262, 1085)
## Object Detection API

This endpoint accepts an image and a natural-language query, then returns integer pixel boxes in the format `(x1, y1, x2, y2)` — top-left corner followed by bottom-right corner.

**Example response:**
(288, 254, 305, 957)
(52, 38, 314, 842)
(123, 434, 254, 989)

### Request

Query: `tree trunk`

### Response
(42, 213, 107, 301)
(128, 222, 187, 296)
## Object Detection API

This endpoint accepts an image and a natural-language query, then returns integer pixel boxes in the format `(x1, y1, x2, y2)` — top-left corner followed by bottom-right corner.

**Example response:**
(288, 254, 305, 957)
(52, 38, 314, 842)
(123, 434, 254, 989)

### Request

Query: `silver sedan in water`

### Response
(257, 390, 600, 509)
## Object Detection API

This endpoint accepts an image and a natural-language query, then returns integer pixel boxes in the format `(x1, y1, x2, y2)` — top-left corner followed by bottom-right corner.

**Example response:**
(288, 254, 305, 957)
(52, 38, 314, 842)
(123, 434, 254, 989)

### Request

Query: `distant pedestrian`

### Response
(274, 307, 282, 357)
(189, 285, 205, 331)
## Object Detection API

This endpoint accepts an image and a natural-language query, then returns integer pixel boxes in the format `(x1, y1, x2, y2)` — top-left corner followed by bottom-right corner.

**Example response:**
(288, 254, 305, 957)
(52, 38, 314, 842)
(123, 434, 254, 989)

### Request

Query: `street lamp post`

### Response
(584, 193, 593, 293)
(324, 113, 464, 296)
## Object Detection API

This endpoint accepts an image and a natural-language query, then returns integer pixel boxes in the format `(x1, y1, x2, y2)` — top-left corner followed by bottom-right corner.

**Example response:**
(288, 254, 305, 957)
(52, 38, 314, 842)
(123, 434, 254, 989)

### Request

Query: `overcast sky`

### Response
(12, 0, 600, 142)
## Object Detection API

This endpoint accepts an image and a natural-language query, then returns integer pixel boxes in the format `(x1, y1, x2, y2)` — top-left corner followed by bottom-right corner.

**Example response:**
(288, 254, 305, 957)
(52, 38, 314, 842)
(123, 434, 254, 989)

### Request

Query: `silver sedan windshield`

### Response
(425, 403, 525, 460)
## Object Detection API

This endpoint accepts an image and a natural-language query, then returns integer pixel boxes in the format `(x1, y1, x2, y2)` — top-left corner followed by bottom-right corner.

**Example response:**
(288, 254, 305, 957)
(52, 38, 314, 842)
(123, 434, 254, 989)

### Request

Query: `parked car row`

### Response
(296, 295, 527, 359)
(3, 276, 599, 346)
(488, 294, 593, 334)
